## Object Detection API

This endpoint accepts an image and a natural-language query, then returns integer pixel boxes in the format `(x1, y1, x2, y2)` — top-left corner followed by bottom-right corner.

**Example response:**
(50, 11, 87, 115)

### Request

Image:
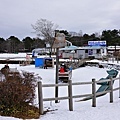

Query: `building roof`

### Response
(78, 46, 106, 50)
(107, 46, 120, 50)
(59, 45, 78, 51)
(60, 46, 106, 51)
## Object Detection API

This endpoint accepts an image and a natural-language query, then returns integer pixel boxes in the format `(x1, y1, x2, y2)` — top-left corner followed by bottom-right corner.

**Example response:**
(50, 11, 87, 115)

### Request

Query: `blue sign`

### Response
(88, 41, 106, 46)
(88, 49, 93, 55)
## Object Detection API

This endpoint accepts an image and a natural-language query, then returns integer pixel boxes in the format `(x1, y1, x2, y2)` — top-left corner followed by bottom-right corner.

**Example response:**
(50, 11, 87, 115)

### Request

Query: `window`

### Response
(97, 49, 100, 54)
(88, 49, 93, 55)
(85, 50, 88, 53)
(102, 49, 104, 53)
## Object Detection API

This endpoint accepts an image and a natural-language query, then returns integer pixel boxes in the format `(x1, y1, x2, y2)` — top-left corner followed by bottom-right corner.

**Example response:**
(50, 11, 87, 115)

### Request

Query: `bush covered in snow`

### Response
(0, 70, 40, 119)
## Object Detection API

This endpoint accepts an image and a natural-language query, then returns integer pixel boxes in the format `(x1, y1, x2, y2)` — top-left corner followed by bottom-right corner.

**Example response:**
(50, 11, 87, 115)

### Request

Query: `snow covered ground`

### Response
(0, 56, 120, 120)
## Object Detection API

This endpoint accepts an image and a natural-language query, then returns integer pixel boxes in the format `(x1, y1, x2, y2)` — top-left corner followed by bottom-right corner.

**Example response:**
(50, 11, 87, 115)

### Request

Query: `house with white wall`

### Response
(60, 46, 107, 59)
(77, 46, 107, 59)
(59, 41, 107, 59)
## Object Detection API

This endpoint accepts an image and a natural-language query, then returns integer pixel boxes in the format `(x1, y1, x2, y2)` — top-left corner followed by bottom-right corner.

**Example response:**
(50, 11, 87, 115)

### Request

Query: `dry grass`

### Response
(0, 105, 40, 119)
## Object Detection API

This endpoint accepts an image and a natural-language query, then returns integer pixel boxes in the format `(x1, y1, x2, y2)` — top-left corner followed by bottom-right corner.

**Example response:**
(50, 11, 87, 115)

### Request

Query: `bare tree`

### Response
(31, 19, 58, 57)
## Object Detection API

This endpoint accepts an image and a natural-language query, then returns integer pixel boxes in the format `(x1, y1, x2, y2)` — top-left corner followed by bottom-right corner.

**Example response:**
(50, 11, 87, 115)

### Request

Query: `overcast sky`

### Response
(0, 0, 120, 39)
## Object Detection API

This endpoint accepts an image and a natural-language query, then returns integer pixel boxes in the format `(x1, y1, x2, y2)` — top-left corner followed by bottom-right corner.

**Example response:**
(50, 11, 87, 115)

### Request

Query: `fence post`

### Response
(68, 80, 73, 111)
(109, 77, 113, 103)
(119, 75, 120, 98)
(92, 79, 96, 107)
(38, 81, 44, 114)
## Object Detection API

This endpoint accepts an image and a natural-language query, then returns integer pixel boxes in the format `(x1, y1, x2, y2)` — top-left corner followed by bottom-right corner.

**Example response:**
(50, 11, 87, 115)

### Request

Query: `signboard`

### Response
(52, 33, 66, 48)
(88, 49, 93, 55)
(88, 41, 106, 46)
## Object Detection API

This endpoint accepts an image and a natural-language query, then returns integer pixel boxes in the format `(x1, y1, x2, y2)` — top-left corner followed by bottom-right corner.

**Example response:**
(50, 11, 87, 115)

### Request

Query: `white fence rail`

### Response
(38, 75, 120, 114)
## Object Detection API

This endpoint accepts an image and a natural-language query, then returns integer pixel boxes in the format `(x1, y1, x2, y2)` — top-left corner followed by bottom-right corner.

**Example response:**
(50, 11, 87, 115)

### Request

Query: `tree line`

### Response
(0, 36, 45, 53)
(0, 19, 120, 53)
(0, 29, 120, 53)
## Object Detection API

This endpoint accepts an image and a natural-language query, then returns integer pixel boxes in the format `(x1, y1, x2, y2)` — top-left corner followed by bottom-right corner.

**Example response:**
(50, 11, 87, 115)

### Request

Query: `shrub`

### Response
(0, 70, 40, 119)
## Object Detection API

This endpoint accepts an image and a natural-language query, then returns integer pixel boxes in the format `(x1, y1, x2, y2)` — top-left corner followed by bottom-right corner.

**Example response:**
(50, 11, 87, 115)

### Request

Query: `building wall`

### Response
(77, 50, 85, 59)
(62, 52, 78, 59)
(61, 47, 107, 59)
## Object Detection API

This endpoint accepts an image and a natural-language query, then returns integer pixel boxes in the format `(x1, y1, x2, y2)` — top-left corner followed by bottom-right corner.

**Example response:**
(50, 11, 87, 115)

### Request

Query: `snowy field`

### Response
(0, 54, 120, 120)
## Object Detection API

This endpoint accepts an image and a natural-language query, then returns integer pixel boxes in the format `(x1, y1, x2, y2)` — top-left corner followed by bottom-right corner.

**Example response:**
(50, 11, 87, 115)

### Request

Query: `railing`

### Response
(38, 75, 120, 114)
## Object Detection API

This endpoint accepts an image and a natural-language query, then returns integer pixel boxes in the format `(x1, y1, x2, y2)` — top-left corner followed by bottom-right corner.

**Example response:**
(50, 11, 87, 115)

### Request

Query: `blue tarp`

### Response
(35, 57, 53, 68)
(35, 58, 44, 67)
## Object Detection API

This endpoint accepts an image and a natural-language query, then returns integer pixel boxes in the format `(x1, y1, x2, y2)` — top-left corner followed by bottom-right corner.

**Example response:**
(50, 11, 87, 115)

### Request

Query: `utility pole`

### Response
(55, 47, 59, 103)
(55, 30, 59, 103)
(53, 31, 66, 103)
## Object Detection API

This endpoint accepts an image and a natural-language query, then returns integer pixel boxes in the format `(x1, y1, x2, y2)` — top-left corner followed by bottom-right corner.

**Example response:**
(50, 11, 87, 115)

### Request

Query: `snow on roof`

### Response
(60, 45, 78, 50)
(107, 46, 120, 50)
(78, 46, 106, 50)
(60, 46, 106, 51)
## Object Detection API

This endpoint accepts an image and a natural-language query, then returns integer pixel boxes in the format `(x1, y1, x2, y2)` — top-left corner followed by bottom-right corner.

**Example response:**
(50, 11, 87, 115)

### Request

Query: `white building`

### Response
(107, 46, 120, 54)
(60, 46, 107, 59)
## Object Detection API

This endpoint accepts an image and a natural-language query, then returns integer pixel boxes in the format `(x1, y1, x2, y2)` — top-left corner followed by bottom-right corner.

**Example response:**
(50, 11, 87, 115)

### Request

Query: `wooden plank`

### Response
(42, 83, 69, 87)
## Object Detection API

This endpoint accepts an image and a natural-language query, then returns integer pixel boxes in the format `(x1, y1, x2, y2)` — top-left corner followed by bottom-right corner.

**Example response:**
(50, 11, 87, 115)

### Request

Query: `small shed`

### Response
(35, 57, 54, 68)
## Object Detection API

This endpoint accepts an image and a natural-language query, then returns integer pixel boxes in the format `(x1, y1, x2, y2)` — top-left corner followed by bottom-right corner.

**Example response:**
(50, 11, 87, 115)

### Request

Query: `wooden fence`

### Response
(38, 75, 120, 114)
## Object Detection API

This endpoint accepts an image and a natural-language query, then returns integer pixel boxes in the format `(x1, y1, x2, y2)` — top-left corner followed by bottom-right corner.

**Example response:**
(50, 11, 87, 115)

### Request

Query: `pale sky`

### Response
(0, 0, 120, 39)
